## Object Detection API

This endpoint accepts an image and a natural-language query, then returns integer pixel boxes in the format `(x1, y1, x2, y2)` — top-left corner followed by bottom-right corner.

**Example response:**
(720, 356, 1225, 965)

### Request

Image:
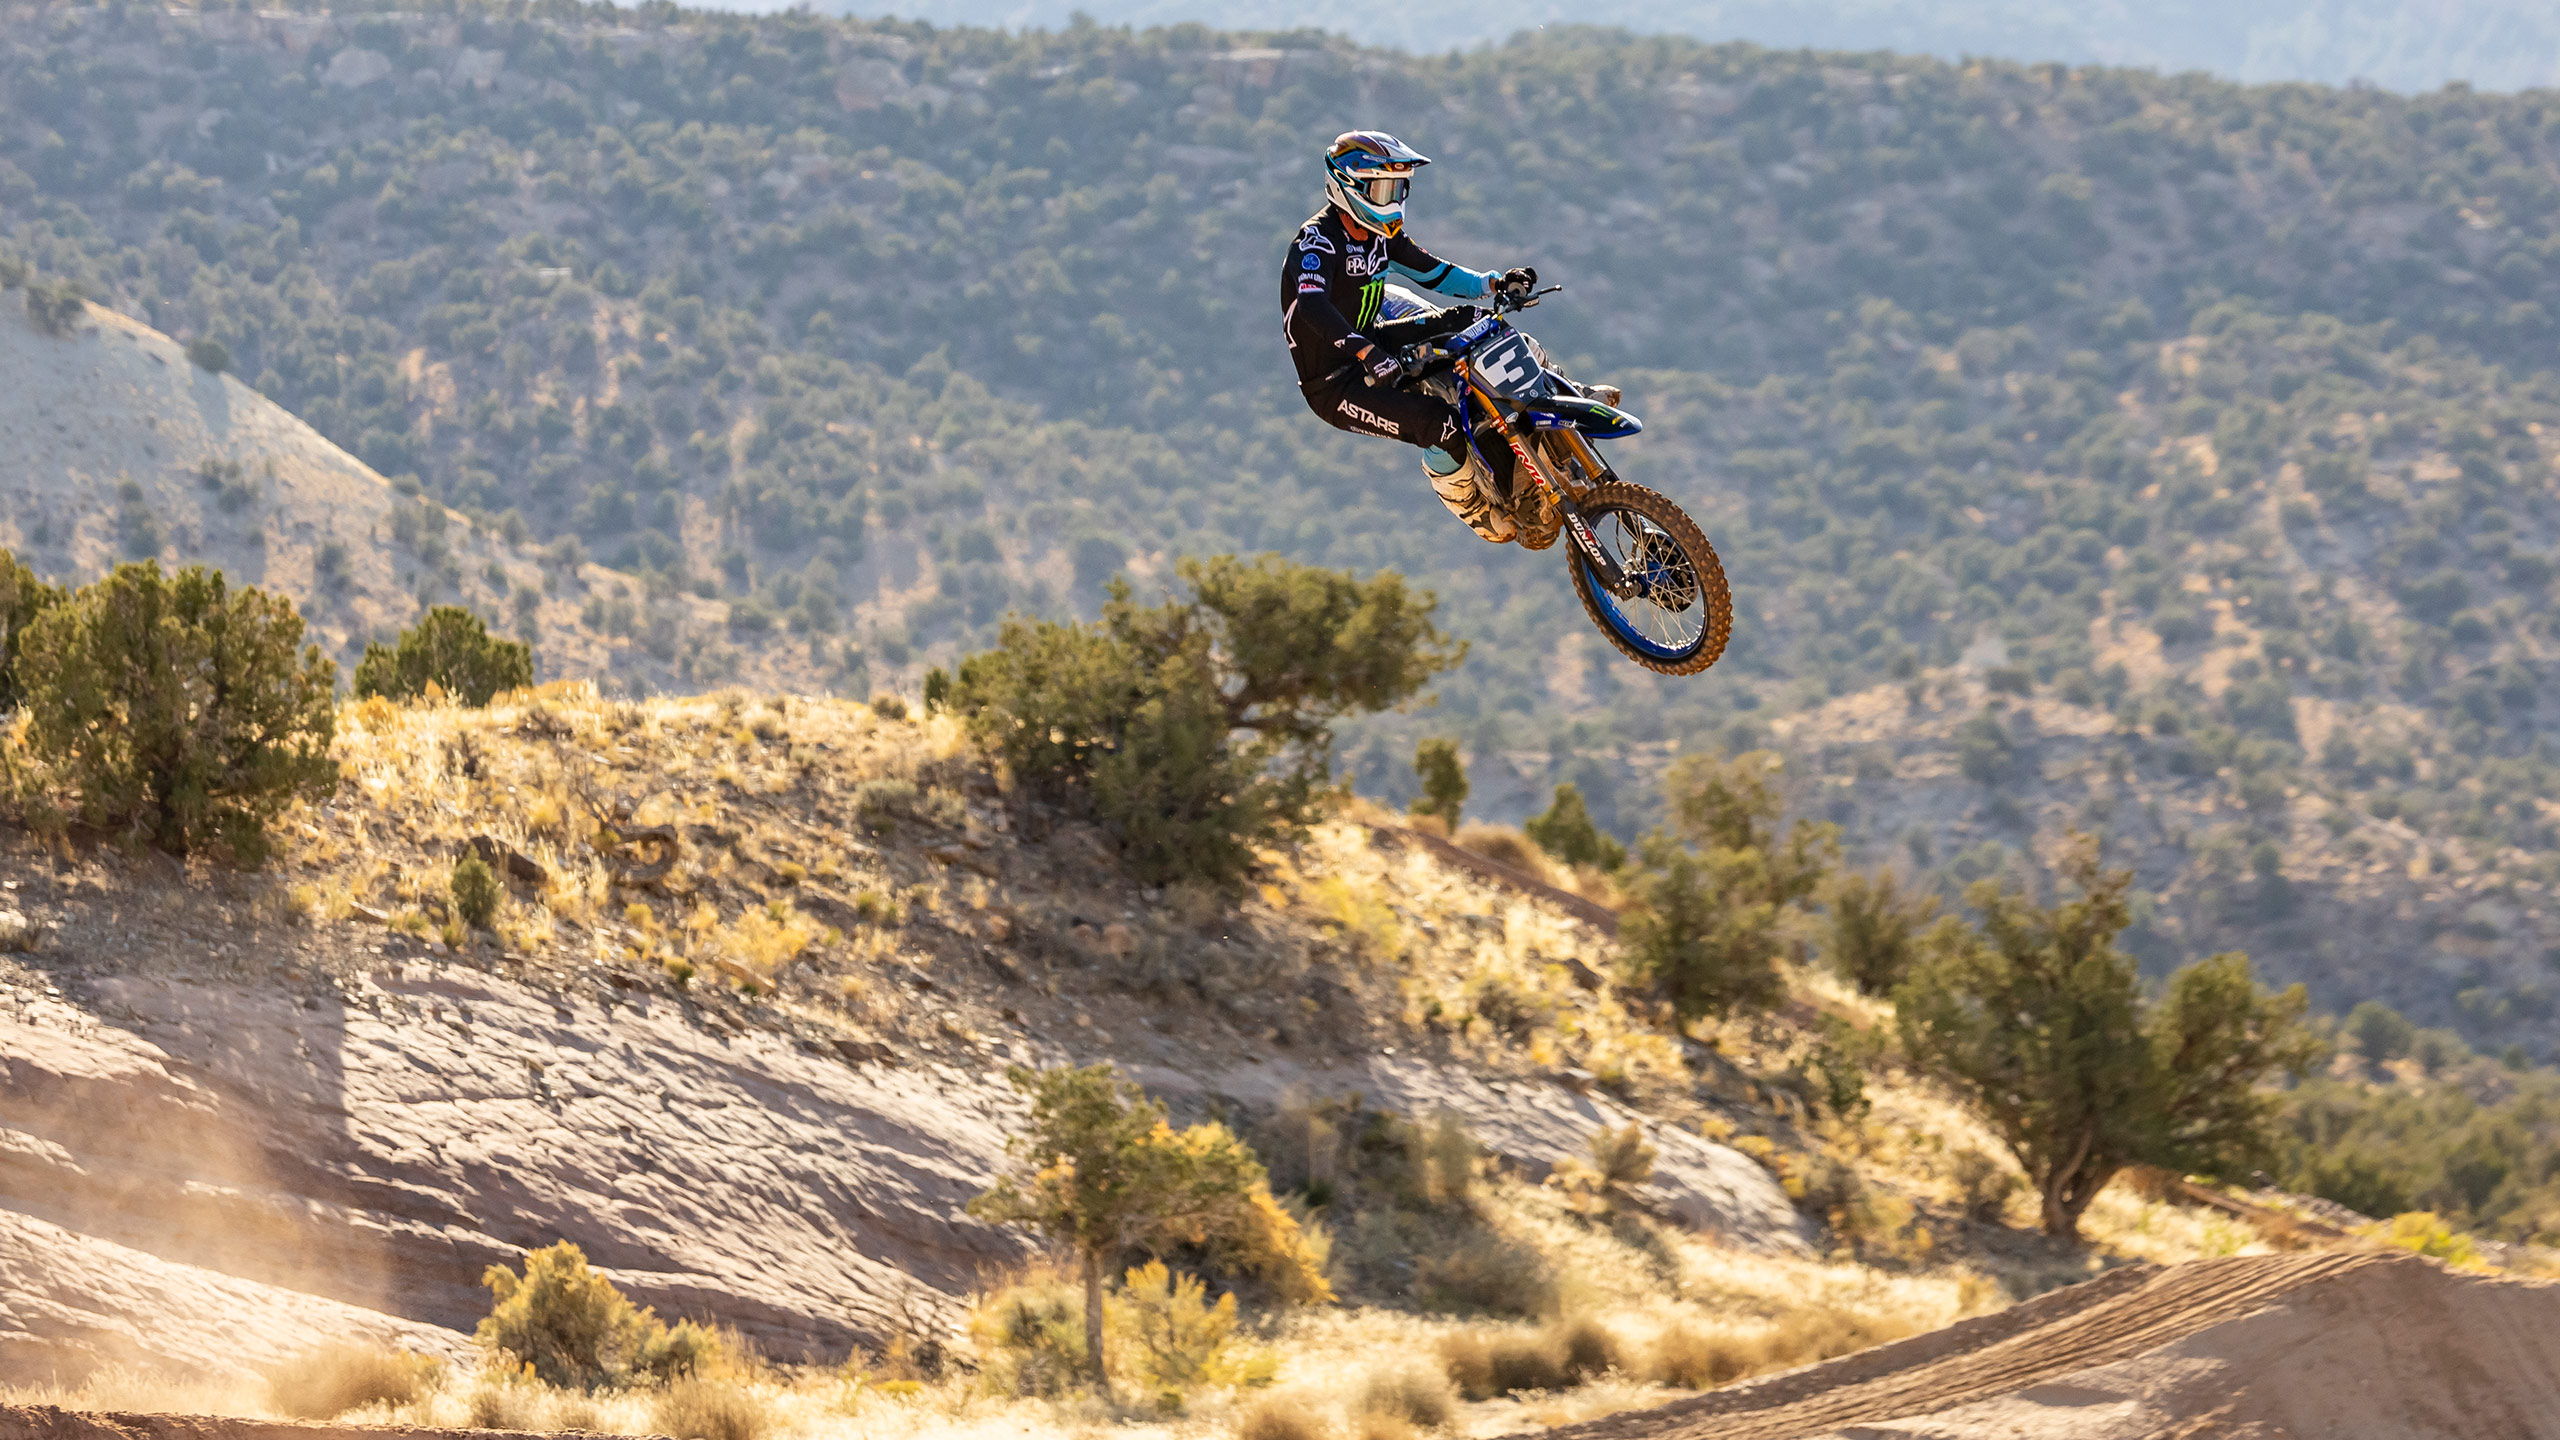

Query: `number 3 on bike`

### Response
(1284, 130, 1732, 676)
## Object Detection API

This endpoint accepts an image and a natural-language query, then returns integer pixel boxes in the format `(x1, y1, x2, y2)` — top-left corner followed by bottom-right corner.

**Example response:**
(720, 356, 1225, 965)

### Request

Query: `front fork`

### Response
(1470, 391, 1637, 597)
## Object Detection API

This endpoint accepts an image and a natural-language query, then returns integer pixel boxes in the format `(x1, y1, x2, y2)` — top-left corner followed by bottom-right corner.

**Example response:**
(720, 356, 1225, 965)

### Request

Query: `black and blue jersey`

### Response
(1281, 208, 1492, 385)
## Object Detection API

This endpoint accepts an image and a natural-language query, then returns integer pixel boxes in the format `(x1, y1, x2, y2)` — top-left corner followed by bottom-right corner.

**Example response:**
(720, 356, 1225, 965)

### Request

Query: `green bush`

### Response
(2345, 1000, 2417, 1062)
(971, 1274, 1089, 1397)
(0, 546, 65, 711)
(353, 605, 532, 706)
(24, 278, 83, 337)
(452, 854, 500, 929)
(1618, 835, 1786, 1022)
(1410, 738, 1467, 827)
(953, 555, 1460, 886)
(1524, 783, 1625, 871)
(17, 561, 336, 859)
(1824, 867, 1939, 995)
(1896, 840, 2317, 1239)
(186, 335, 230, 374)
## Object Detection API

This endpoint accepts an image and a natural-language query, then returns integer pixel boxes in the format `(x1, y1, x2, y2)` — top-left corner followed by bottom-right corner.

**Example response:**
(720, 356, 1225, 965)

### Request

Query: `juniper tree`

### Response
(18, 561, 336, 859)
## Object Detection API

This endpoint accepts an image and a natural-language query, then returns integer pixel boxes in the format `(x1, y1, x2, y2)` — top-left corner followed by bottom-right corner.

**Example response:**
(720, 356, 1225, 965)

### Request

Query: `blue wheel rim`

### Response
(1574, 510, 1706, 661)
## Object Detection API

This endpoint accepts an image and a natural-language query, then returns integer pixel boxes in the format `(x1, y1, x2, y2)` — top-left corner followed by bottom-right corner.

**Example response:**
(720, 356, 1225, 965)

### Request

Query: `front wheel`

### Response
(1564, 481, 1732, 675)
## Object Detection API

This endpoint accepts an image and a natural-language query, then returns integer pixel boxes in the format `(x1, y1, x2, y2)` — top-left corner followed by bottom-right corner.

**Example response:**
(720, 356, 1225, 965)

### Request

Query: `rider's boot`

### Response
(1426, 446, 1516, 544)
(1576, 380, 1623, 407)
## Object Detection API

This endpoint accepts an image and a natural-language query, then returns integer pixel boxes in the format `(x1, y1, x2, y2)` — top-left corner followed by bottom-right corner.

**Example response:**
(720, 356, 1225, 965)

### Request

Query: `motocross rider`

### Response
(1283, 130, 1540, 543)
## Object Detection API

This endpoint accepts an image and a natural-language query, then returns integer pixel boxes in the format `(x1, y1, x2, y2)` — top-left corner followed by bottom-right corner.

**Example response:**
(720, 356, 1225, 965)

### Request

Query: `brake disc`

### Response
(1629, 523, 1698, 613)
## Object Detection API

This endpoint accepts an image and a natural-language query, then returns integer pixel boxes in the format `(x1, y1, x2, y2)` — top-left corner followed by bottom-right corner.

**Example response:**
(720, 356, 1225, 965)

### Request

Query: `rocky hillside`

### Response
(0, 683, 1807, 1380)
(0, 292, 821, 695)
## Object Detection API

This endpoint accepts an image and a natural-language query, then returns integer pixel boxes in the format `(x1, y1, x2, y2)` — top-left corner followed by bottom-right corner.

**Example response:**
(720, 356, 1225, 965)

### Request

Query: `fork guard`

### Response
(1521, 394, 1642, 439)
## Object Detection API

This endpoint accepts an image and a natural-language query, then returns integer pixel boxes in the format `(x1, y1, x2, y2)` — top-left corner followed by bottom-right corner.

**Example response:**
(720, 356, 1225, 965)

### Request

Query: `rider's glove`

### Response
(1363, 347, 1406, 386)
(1499, 265, 1538, 298)
(1427, 304, 1486, 337)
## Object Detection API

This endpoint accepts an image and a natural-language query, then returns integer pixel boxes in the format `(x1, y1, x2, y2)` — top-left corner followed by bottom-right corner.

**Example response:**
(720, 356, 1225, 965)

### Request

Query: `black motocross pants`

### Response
(1299, 369, 1465, 454)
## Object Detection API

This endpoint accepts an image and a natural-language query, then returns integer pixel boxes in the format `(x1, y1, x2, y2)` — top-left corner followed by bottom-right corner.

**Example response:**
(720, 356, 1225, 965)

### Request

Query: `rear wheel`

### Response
(1564, 481, 1732, 675)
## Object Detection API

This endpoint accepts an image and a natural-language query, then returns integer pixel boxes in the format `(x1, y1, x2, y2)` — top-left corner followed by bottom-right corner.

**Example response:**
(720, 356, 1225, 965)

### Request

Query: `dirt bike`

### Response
(1372, 285, 1732, 676)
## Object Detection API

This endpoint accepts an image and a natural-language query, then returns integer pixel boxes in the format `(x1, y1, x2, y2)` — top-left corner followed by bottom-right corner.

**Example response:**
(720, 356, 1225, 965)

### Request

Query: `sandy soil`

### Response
(1548, 1250, 2560, 1440)
(0, 1406, 577, 1438)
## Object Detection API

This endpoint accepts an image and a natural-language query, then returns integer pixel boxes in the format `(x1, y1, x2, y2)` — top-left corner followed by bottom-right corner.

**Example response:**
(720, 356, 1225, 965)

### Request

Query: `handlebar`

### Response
(1316, 283, 1566, 390)
(1497, 282, 1564, 313)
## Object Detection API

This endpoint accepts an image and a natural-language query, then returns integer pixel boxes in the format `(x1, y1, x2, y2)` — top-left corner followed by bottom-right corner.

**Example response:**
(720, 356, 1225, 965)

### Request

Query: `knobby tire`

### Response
(1564, 480, 1733, 676)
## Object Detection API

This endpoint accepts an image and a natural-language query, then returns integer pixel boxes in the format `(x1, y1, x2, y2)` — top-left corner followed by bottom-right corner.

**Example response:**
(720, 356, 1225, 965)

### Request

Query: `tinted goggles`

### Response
(1357, 172, 1412, 206)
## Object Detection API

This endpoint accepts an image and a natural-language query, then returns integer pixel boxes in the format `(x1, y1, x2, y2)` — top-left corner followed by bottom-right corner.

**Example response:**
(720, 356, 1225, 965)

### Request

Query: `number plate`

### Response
(1471, 331, 1540, 395)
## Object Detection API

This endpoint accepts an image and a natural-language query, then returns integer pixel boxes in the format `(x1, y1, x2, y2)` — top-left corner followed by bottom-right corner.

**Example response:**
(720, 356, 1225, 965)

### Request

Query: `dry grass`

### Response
(263, 1343, 444, 1419)
(0, 1364, 267, 1418)
(1354, 1362, 1454, 1429)
(652, 1377, 771, 1440)
(1238, 1398, 1332, 1440)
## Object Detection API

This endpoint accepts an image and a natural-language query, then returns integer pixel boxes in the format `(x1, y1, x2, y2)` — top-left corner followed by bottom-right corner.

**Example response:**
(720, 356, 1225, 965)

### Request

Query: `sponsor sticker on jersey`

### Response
(1301, 252, 1321, 270)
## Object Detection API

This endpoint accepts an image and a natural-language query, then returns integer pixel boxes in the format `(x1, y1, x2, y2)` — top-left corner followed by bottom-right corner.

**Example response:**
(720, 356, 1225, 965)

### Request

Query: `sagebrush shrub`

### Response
(970, 1272, 1088, 1397)
(476, 1240, 721, 1390)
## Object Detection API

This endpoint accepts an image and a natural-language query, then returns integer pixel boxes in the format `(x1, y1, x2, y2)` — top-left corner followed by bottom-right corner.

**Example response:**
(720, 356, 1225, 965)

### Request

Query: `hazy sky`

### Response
(718, 0, 2560, 92)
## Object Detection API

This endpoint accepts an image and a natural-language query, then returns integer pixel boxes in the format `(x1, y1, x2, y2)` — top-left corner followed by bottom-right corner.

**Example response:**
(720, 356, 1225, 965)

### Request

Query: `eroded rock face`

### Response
(1132, 1055, 1812, 1251)
(0, 974, 1035, 1366)
(0, 1210, 472, 1384)
(0, 962, 1804, 1380)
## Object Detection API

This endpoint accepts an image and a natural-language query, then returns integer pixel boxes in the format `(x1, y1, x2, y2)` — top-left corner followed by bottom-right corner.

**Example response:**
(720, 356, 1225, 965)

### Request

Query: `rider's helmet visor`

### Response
(1359, 174, 1411, 207)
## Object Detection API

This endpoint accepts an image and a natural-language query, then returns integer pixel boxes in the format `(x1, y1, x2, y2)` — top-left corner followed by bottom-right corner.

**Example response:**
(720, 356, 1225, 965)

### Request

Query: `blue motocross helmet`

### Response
(1324, 130, 1430, 237)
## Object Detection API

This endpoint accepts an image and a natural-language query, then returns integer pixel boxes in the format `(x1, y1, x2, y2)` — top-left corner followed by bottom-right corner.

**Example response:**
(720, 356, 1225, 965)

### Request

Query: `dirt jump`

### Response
(1556, 1249, 2560, 1440)
(7, 1252, 2558, 1440)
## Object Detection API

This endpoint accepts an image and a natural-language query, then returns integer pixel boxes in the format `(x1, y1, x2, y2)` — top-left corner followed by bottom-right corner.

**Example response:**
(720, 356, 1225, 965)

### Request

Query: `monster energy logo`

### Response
(1355, 281, 1383, 327)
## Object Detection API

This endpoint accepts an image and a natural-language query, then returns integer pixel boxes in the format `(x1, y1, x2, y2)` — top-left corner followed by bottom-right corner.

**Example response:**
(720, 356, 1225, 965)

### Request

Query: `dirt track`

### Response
(0, 1409, 633, 1440)
(1554, 1250, 2560, 1440)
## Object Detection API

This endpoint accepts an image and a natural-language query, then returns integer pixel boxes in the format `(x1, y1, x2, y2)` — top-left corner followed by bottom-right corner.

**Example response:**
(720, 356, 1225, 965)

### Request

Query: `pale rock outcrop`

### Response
(0, 1209, 471, 1384)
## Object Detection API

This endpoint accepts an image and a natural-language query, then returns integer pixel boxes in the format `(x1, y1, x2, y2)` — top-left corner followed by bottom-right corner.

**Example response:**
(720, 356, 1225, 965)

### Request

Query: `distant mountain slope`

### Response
(0, 294, 817, 695)
(835, 0, 2560, 92)
(17, 7, 2560, 1053)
